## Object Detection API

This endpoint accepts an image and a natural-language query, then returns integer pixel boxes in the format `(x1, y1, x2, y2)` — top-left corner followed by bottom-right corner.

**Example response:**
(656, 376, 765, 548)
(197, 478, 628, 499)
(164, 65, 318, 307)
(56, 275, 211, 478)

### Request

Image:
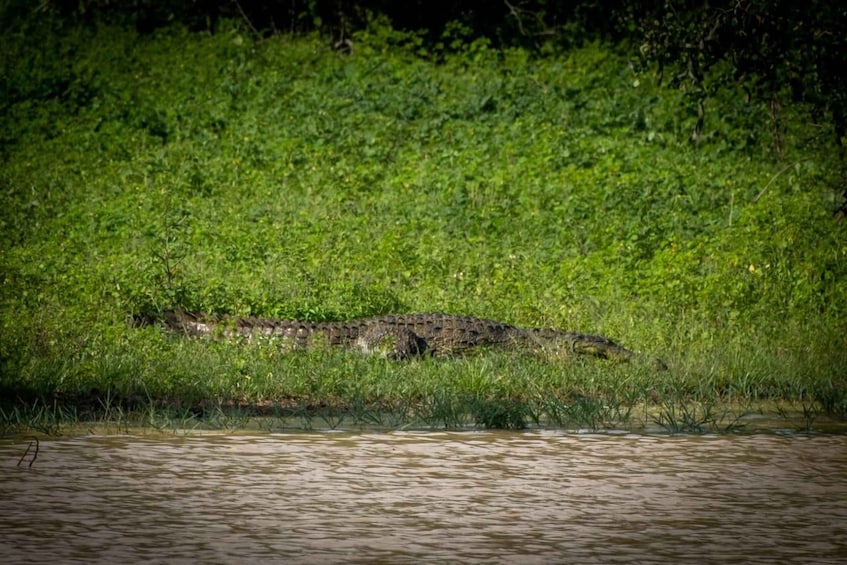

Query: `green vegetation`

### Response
(1, 11, 846, 435)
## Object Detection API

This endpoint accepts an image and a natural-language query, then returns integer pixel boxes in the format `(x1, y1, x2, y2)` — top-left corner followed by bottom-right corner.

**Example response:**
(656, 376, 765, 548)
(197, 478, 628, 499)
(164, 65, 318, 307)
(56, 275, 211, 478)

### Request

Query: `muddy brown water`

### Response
(1, 431, 846, 564)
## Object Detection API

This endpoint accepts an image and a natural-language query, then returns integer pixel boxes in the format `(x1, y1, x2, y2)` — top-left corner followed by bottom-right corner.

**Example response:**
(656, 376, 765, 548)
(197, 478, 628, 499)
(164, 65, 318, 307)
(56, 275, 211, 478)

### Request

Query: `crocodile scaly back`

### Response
(160, 311, 651, 364)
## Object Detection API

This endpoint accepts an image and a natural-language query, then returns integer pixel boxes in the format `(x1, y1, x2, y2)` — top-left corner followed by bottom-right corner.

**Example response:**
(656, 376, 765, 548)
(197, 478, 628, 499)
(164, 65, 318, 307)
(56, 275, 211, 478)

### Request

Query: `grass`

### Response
(2, 334, 845, 435)
(1, 14, 846, 435)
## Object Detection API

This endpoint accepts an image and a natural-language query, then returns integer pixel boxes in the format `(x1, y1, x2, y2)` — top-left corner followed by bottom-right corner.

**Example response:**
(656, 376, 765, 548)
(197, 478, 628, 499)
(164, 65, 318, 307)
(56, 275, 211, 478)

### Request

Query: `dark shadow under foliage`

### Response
(4, 1, 845, 149)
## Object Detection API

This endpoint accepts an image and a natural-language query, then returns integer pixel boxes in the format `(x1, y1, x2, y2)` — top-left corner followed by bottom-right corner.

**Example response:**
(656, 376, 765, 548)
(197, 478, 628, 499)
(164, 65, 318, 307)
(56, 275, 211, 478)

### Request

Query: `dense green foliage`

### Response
(24, 1, 847, 143)
(1, 13, 845, 433)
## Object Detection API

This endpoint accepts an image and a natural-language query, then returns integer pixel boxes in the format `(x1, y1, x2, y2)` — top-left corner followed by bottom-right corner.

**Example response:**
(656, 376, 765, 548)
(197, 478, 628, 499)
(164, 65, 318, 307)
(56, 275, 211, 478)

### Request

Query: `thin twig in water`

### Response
(17, 437, 39, 468)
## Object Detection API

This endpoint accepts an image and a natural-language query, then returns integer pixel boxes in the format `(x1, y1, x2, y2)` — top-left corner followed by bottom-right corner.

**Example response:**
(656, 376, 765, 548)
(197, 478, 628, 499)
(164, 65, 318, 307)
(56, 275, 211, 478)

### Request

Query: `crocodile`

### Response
(162, 311, 653, 364)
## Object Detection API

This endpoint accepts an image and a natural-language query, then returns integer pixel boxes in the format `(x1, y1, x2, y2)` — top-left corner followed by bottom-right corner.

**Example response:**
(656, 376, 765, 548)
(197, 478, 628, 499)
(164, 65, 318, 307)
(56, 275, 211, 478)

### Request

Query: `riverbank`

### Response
(3, 337, 846, 436)
(4, 390, 847, 437)
(1, 15, 845, 436)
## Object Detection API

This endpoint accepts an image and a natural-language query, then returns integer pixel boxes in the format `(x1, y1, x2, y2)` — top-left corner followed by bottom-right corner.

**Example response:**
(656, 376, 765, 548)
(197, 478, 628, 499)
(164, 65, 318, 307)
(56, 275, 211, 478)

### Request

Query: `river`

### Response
(1, 431, 845, 564)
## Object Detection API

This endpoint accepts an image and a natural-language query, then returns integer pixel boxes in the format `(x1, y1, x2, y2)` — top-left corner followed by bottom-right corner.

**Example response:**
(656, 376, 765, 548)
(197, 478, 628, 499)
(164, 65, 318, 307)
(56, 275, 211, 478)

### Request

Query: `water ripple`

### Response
(1, 432, 845, 564)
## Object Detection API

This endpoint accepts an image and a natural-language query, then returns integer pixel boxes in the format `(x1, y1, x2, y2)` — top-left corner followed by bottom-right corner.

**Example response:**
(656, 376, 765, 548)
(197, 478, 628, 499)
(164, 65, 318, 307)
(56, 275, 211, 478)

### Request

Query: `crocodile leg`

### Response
(355, 326, 430, 359)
